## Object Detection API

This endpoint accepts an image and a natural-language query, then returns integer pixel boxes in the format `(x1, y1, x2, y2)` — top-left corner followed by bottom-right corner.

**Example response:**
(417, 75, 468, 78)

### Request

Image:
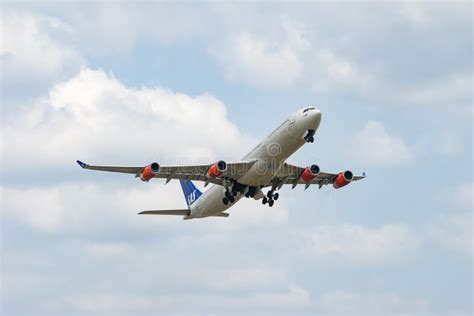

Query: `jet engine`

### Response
(140, 162, 160, 182)
(207, 160, 227, 178)
(333, 171, 353, 189)
(300, 164, 320, 182)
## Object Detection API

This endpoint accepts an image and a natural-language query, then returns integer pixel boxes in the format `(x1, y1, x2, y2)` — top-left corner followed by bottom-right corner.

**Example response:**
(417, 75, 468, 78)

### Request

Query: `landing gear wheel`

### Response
(229, 196, 235, 203)
(232, 191, 238, 197)
(223, 197, 229, 205)
(273, 193, 279, 200)
(262, 197, 268, 205)
(269, 199, 274, 207)
(267, 190, 273, 198)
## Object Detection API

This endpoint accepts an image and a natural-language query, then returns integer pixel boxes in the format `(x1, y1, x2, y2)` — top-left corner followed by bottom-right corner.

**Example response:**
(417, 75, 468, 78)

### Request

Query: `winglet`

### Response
(362, 172, 366, 177)
(76, 160, 88, 169)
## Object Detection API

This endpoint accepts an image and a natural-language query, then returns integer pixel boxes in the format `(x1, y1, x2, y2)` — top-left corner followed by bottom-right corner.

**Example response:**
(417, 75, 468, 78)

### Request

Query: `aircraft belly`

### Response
(238, 132, 304, 186)
(238, 167, 274, 186)
(190, 185, 240, 218)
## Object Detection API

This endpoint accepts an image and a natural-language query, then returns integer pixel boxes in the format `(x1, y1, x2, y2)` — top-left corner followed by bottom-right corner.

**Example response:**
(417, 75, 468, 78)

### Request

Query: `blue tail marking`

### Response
(179, 180, 202, 207)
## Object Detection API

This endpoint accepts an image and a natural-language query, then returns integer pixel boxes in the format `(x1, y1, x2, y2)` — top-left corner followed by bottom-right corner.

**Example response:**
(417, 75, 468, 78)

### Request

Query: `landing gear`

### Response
(263, 195, 275, 207)
(223, 190, 236, 205)
(263, 188, 279, 207)
(245, 186, 257, 198)
(267, 190, 278, 200)
(304, 129, 315, 143)
(223, 183, 237, 205)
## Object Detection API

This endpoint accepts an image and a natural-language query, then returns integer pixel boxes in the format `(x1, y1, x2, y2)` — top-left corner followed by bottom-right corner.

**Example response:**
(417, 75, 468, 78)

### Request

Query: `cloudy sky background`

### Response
(1, 2, 472, 315)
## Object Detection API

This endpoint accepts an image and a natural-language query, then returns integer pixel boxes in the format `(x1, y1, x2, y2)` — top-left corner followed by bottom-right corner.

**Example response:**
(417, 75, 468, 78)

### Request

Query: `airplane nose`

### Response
(309, 109, 321, 127)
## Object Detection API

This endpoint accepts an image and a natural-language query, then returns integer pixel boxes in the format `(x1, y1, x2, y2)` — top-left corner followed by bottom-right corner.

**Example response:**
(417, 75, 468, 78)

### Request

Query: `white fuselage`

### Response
(189, 108, 322, 218)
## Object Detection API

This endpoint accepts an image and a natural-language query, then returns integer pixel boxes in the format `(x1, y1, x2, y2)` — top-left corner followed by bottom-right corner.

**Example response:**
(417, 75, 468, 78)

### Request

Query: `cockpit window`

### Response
(303, 107, 316, 113)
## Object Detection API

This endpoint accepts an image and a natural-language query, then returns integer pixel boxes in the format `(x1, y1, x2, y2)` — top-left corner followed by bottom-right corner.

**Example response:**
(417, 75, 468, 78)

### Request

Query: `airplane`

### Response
(77, 107, 365, 219)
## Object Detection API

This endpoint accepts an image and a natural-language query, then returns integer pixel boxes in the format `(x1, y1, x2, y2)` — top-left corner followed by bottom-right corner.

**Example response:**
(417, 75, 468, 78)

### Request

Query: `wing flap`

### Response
(274, 163, 366, 188)
(154, 161, 257, 180)
(77, 160, 257, 185)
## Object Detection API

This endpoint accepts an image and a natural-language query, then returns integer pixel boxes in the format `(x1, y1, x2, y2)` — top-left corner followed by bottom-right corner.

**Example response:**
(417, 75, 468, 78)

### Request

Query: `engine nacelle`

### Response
(333, 170, 353, 189)
(140, 162, 160, 182)
(207, 160, 227, 178)
(300, 164, 320, 182)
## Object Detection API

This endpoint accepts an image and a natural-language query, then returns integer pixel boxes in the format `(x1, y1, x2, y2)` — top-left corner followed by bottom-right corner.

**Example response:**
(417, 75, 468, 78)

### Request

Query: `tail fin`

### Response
(179, 180, 203, 207)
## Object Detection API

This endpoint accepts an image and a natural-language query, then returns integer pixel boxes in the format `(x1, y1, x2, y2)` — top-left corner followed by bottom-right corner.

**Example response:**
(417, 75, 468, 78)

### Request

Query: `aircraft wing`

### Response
(76, 160, 257, 185)
(273, 163, 366, 189)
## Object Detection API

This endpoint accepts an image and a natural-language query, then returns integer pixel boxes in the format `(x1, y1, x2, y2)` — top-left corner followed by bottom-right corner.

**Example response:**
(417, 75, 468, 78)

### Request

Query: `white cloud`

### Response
(81, 241, 289, 290)
(348, 121, 413, 165)
(402, 74, 473, 108)
(417, 130, 465, 158)
(453, 183, 474, 211)
(399, 2, 429, 28)
(83, 242, 135, 258)
(64, 286, 310, 313)
(302, 224, 419, 263)
(428, 211, 473, 256)
(1, 68, 255, 171)
(1, 183, 185, 233)
(214, 29, 307, 88)
(1, 12, 84, 84)
(318, 290, 429, 314)
(1, 181, 288, 233)
(310, 49, 374, 94)
(213, 22, 375, 94)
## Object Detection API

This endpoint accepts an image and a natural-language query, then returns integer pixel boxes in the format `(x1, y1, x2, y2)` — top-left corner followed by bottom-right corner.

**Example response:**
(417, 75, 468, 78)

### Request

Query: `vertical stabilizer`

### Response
(179, 180, 203, 207)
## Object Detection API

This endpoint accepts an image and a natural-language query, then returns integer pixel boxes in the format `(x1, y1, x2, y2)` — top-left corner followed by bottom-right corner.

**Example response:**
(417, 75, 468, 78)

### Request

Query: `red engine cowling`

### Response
(300, 164, 320, 182)
(140, 162, 160, 182)
(333, 171, 353, 189)
(207, 160, 227, 178)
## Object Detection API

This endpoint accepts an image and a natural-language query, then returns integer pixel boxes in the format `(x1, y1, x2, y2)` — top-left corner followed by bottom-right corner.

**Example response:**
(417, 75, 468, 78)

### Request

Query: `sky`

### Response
(0, 1, 472, 315)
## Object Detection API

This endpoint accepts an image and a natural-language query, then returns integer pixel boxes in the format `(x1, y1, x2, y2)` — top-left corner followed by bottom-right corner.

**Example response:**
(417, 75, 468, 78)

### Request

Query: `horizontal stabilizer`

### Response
(138, 209, 189, 216)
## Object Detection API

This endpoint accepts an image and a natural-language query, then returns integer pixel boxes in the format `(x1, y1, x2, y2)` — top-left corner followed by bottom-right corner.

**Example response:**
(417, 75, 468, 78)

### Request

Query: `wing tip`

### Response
(76, 160, 88, 169)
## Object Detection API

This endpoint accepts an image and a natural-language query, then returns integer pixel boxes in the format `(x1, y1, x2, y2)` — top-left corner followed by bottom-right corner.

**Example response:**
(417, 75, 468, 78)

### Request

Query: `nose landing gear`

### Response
(304, 129, 315, 143)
